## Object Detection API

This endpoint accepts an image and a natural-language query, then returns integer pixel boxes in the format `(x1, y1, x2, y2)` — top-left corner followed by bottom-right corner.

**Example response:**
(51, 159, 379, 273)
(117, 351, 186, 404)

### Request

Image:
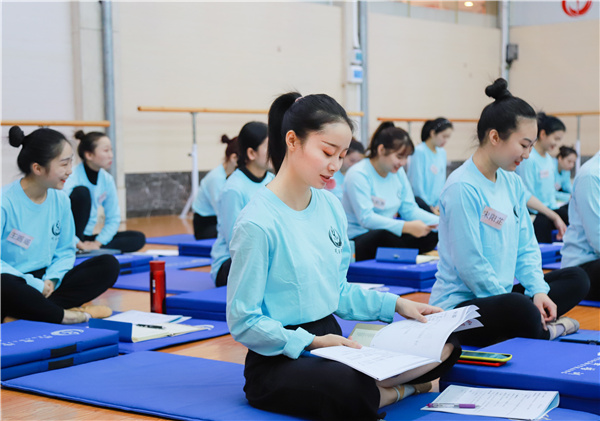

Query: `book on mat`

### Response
(89, 310, 213, 343)
(423, 385, 559, 420)
(311, 305, 482, 381)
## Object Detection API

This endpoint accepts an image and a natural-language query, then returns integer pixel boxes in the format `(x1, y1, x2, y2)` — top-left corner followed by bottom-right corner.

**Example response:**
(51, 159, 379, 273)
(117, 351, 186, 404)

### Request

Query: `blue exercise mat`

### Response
(579, 300, 600, 308)
(113, 269, 214, 294)
(539, 243, 562, 263)
(166, 287, 227, 321)
(335, 314, 406, 338)
(559, 330, 600, 345)
(2, 351, 597, 421)
(440, 337, 600, 415)
(158, 255, 211, 269)
(542, 261, 562, 270)
(178, 239, 216, 257)
(146, 233, 196, 245)
(1, 320, 119, 381)
(347, 260, 438, 289)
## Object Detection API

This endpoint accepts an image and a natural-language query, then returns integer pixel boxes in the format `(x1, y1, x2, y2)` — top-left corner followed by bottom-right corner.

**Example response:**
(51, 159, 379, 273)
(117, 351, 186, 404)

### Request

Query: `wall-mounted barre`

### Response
(137, 106, 364, 117)
(377, 112, 599, 172)
(138, 105, 363, 218)
(1, 120, 110, 127)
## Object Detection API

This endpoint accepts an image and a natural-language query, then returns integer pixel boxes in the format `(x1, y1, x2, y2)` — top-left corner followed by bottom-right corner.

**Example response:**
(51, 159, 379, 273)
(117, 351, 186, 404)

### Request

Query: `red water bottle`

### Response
(150, 260, 166, 313)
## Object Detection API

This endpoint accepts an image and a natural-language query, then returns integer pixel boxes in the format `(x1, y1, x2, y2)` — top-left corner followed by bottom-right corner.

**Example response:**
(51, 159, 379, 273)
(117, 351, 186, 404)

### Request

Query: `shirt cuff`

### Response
(524, 283, 551, 298)
(283, 327, 315, 359)
(380, 293, 399, 322)
(26, 276, 45, 293)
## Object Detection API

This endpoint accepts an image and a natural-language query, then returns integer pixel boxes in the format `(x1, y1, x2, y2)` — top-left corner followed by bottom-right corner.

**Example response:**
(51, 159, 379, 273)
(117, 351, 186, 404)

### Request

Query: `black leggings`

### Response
(215, 258, 232, 287)
(533, 203, 569, 244)
(579, 259, 600, 301)
(353, 229, 438, 262)
(455, 266, 589, 347)
(70, 186, 146, 252)
(193, 213, 217, 240)
(1, 254, 119, 324)
(243, 314, 461, 421)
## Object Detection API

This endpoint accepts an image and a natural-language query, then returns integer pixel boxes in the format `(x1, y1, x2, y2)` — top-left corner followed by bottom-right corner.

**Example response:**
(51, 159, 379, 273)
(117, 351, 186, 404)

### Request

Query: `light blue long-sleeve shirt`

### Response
(325, 170, 345, 201)
(62, 163, 120, 245)
(210, 168, 274, 280)
(227, 186, 398, 359)
(1, 179, 76, 292)
(561, 152, 600, 268)
(407, 142, 447, 207)
(553, 158, 573, 203)
(192, 164, 227, 217)
(516, 147, 558, 211)
(342, 158, 439, 239)
(430, 157, 548, 310)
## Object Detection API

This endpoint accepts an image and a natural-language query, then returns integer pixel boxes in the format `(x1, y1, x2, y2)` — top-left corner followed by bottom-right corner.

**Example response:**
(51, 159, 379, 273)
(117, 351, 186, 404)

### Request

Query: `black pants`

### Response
(215, 258, 232, 287)
(244, 314, 461, 421)
(455, 267, 589, 347)
(533, 203, 569, 244)
(1, 255, 119, 324)
(193, 213, 218, 240)
(353, 229, 438, 262)
(70, 186, 146, 252)
(414, 196, 435, 214)
(579, 259, 600, 301)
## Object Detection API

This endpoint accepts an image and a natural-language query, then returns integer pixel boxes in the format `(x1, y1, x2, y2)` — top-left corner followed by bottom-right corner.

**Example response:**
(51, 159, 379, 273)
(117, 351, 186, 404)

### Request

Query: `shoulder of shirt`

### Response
(344, 159, 370, 181)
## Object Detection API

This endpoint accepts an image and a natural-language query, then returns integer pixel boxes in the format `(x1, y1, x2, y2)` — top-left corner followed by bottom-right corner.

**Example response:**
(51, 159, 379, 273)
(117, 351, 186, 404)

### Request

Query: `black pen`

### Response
(136, 324, 165, 329)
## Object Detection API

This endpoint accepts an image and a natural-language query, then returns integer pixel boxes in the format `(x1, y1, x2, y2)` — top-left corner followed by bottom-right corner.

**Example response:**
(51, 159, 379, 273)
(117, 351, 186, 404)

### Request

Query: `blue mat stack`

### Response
(440, 338, 600, 415)
(1, 320, 119, 381)
(178, 238, 216, 257)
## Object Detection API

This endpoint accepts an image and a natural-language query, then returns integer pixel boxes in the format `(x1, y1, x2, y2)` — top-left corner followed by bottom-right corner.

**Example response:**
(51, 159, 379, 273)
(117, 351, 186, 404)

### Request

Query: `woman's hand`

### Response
(42, 279, 55, 298)
(550, 212, 567, 240)
(77, 240, 102, 251)
(533, 293, 557, 330)
(402, 220, 432, 238)
(395, 297, 443, 323)
(306, 334, 362, 351)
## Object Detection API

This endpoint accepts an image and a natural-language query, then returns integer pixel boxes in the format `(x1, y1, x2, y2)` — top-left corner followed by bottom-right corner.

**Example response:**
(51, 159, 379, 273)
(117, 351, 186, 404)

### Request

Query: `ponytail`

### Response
(267, 92, 353, 173)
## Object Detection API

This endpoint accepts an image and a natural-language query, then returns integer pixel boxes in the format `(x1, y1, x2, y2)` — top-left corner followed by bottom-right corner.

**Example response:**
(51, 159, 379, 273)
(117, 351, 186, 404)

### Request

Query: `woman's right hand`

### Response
(42, 280, 55, 298)
(550, 212, 567, 240)
(305, 334, 362, 351)
(402, 220, 432, 238)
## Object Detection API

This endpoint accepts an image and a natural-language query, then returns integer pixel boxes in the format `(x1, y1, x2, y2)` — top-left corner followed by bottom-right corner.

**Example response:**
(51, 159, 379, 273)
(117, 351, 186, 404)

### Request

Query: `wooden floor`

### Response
(2, 215, 598, 420)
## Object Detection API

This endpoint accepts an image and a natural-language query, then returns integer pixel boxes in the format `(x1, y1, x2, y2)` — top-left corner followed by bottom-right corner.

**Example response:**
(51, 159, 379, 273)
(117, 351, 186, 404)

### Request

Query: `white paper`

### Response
(371, 306, 480, 361)
(416, 255, 439, 264)
(105, 310, 190, 324)
(423, 385, 559, 420)
(311, 346, 436, 381)
(349, 282, 385, 290)
(140, 249, 180, 256)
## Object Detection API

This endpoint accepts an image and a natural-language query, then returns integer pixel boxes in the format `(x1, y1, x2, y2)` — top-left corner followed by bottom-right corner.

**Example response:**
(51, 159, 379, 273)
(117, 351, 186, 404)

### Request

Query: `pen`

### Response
(136, 324, 165, 329)
(427, 403, 476, 409)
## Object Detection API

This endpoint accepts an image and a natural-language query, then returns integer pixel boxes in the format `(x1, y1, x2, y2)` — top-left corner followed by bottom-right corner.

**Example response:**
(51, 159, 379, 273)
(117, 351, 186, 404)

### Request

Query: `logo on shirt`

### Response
(51, 221, 61, 237)
(329, 227, 342, 249)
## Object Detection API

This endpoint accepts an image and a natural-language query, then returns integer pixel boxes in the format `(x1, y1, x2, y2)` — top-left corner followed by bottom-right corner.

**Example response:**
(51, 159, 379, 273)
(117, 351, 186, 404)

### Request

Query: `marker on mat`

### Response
(427, 403, 476, 408)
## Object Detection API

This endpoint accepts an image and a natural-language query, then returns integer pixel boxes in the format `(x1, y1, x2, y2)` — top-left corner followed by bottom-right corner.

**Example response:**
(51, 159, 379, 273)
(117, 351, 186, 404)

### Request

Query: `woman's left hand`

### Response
(395, 297, 443, 323)
(533, 293, 557, 330)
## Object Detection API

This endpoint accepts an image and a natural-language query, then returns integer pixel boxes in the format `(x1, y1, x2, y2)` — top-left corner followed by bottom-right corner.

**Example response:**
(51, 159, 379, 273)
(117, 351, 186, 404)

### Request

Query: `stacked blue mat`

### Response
(166, 285, 418, 330)
(347, 248, 438, 290)
(440, 337, 600, 415)
(178, 238, 216, 257)
(75, 254, 153, 275)
(2, 351, 598, 420)
(1, 320, 119, 381)
(539, 243, 563, 264)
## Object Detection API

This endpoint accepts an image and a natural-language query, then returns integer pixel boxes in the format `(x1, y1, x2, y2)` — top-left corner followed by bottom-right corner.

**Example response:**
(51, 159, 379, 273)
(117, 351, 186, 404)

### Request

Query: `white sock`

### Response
(548, 323, 566, 340)
(84, 312, 92, 322)
(404, 385, 416, 397)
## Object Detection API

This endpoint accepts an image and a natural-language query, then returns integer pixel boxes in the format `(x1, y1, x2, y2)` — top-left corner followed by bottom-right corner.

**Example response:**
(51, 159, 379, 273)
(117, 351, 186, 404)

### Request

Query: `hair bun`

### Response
(8, 126, 25, 148)
(221, 135, 232, 144)
(485, 78, 512, 101)
(74, 130, 86, 141)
